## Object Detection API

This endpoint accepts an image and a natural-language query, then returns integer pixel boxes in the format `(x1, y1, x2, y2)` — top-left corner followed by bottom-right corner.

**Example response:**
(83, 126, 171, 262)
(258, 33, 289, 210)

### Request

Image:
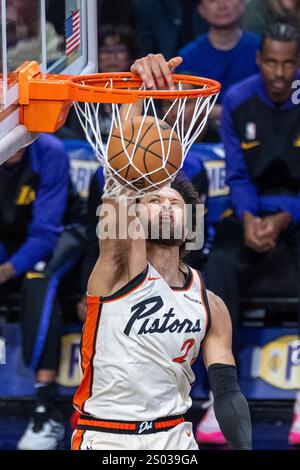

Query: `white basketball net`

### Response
(73, 79, 219, 197)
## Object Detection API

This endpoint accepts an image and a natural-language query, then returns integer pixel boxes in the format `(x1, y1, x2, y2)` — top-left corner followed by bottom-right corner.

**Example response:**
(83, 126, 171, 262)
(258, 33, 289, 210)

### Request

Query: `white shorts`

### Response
(72, 421, 199, 450)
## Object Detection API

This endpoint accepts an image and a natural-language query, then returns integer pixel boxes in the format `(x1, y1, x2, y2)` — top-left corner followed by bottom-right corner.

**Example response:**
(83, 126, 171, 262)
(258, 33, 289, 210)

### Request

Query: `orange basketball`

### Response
(107, 116, 182, 190)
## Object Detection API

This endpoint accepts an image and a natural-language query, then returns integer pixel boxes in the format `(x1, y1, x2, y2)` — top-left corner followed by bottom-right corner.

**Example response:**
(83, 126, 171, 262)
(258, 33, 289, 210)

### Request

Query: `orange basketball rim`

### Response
(18, 60, 221, 197)
(18, 61, 221, 134)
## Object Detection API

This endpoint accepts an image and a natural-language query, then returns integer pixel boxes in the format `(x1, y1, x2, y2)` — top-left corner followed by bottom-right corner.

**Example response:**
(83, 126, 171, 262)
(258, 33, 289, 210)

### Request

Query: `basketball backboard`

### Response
(0, 0, 98, 164)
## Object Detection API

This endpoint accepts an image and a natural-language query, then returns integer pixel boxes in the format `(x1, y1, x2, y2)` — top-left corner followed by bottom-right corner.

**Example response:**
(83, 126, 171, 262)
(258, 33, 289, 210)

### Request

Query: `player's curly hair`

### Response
(171, 171, 202, 259)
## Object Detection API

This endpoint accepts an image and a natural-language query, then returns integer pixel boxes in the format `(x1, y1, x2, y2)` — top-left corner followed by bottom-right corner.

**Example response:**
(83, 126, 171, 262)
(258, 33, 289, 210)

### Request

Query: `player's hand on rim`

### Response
(131, 54, 183, 91)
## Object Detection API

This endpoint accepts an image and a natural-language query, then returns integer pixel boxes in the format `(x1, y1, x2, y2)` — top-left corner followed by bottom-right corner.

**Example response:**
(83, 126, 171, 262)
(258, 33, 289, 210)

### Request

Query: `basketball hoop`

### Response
(18, 61, 221, 197)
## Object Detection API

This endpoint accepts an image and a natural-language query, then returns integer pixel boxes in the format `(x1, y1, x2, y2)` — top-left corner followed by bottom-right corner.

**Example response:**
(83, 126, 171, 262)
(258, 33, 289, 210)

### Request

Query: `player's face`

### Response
(257, 39, 299, 104)
(99, 36, 131, 73)
(198, 0, 245, 28)
(138, 187, 187, 246)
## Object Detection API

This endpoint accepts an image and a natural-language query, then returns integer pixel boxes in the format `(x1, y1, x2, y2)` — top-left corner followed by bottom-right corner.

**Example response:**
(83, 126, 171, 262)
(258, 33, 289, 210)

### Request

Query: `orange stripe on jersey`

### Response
(196, 271, 209, 331)
(73, 300, 103, 413)
(86, 266, 148, 304)
(78, 418, 136, 431)
(72, 429, 85, 450)
(102, 275, 148, 303)
(154, 417, 185, 430)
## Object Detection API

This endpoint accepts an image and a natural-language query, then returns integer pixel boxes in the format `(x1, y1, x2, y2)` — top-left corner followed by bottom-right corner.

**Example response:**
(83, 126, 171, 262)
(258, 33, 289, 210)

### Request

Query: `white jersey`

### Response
(74, 262, 211, 421)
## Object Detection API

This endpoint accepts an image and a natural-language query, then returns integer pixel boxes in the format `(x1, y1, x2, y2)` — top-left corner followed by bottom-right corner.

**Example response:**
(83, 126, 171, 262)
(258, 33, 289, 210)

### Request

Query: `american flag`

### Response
(65, 10, 81, 56)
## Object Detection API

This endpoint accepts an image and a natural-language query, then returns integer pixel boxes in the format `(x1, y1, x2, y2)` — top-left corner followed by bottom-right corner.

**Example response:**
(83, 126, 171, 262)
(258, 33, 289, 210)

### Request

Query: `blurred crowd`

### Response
(1, 0, 300, 450)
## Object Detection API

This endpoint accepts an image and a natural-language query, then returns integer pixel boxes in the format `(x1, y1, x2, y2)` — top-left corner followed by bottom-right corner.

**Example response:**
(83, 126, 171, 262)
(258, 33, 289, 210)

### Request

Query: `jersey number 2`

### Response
(173, 339, 196, 365)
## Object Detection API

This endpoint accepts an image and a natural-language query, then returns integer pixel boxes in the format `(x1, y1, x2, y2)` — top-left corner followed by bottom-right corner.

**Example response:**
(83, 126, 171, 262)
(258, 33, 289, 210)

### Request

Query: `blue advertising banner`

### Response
(1, 325, 299, 400)
(238, 327, 300, 399)
(0, 323, 81, 397)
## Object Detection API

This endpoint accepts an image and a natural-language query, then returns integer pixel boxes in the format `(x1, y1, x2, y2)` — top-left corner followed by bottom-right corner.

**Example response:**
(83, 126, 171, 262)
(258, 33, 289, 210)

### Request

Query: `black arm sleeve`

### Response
(208, 363, 252, 450)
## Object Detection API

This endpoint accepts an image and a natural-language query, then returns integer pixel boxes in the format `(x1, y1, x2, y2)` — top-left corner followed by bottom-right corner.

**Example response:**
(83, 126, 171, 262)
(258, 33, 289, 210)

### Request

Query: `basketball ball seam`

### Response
(109, 120, 155, 167)
(112, 136, 179, 175)
(124, 120, 136, 181)
(112, 137, 176, 164)
(137, 120, 156, 146)
(108, 119, 135, 164)
(108, 117, 181, 187)
(144, 137, 180, 172)
(108, 137, 133, 164)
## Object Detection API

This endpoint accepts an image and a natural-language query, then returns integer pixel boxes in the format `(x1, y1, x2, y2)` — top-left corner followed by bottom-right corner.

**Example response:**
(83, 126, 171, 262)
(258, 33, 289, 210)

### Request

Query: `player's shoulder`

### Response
(206, 290, 226, 312)
(206, 290, 232, 334)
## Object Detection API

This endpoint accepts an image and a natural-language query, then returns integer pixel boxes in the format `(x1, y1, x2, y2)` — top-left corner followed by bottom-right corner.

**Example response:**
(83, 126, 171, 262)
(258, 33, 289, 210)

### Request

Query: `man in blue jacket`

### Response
(203, 23, 300, 443)
(0, 134, 86, 449)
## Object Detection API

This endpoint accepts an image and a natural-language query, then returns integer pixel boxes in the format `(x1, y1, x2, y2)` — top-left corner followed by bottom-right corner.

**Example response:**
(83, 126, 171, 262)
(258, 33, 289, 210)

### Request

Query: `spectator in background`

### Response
(243, 0, 300, 35)
(0, 135, 87, 450)
(98, 24, 137, 73)
(178, 0, 260, 141)
(197, 23, 300, 445)
(135, 0, 208, 59)
(0, 136, 68, 448)
(0, 136, 69, 295)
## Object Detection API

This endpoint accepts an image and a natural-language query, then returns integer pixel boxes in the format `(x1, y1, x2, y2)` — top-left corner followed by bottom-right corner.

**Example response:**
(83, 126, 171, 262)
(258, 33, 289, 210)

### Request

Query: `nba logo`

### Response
(246, 122, 256, 140)
(0, 338, 6, 365)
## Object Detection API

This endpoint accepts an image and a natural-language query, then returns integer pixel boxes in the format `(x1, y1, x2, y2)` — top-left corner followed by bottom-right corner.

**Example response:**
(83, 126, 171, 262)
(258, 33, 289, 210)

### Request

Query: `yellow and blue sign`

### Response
(251, 335, 300, 390)
(57, 333, 81, 387)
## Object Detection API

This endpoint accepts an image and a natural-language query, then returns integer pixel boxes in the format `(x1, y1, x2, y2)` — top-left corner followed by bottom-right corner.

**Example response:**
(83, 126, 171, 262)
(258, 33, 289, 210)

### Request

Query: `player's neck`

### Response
(146, 244, 185, 287)
(208, 25, 242, 51)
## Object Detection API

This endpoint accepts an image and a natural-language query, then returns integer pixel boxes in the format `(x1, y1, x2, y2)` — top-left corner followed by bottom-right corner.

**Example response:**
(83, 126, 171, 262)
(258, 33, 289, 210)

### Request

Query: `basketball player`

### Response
(72, 54, 252, 451)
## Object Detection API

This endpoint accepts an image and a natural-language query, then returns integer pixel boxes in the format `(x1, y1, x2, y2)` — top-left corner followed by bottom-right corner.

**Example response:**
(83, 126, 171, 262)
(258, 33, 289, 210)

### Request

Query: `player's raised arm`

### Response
(201, 292, 252, 450)
(87, 186, 146, 298)
(88, 54, 183, 298)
